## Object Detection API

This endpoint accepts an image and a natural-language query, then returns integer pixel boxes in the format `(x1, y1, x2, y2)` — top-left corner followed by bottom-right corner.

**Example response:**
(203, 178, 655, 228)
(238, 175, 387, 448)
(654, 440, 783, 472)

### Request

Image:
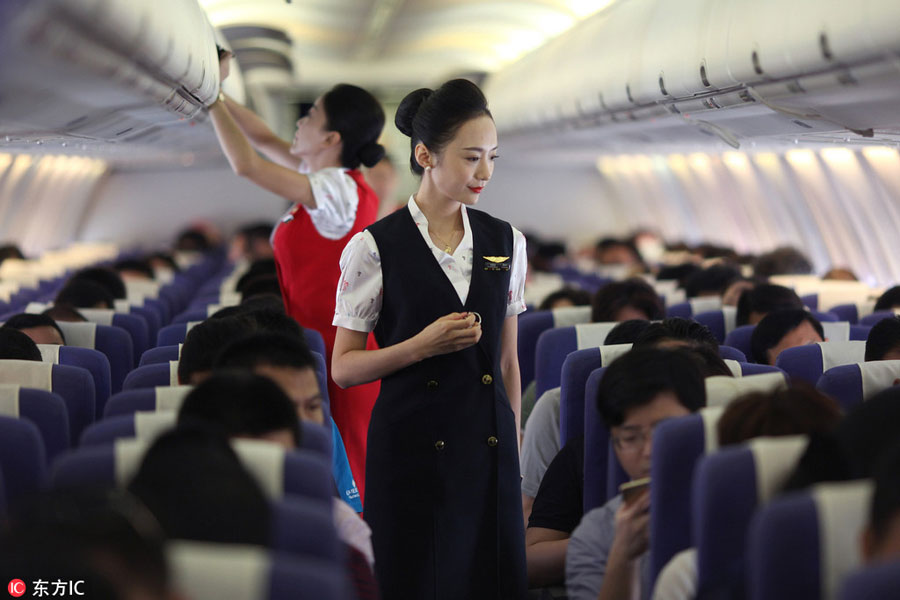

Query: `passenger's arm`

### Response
(598, 494, 650, 600)
(500, 315, 522, 445)
(221, 94, 301, 170)
(522, 494, 535, 527)
(525, 526, 569, 588)
(332, 313, 481, 388)
(207, 100, 316, 209)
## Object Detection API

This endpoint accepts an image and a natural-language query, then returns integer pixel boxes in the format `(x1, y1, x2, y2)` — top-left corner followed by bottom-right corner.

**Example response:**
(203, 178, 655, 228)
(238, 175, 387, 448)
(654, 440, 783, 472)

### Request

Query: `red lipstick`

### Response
(468, 186, 484, 194)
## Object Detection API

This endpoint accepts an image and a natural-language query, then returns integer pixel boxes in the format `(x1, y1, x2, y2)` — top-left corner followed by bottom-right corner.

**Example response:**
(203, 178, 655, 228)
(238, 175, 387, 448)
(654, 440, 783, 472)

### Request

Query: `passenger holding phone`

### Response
(566, 348, 705, 600)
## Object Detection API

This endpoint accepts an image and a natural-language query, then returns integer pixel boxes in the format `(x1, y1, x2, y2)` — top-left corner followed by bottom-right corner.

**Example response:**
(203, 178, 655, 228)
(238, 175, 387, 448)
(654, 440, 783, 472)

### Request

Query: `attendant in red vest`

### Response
(208, 52, 384, 502)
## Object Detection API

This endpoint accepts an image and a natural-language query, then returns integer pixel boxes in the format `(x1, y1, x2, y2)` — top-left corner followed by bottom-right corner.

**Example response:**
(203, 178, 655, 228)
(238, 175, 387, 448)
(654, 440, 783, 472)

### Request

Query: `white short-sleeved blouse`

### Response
(333, 196, 527, 333)
(271, 166, 361, 243)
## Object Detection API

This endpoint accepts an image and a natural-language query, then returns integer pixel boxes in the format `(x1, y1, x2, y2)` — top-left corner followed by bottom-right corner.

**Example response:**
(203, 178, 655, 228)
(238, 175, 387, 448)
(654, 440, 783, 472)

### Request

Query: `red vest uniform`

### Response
(272, 169, 380, 503)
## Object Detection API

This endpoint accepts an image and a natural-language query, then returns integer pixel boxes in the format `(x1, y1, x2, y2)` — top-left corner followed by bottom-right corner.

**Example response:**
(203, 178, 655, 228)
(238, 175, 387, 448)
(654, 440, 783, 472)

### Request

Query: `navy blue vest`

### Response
(364, 206, 526, 600)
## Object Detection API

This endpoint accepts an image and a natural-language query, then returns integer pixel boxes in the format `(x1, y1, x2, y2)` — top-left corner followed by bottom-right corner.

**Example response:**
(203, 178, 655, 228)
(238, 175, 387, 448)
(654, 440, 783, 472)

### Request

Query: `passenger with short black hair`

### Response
(591, 278, 664, 323)
(861, 443, 900, 562)
(2, 313, 65, 345)
(595, 238, 642, 268)
(176, 316, 255, 384)
(633, 317, 719, 351)
(750, 309, 824, 365)
(683, 264, 741, 299)
(538, 287, 592, 311)
(753, 246, 813, 278)
(55, 279, 114, 309)
(114, 258, 155, 281)
(69, 266, 127, 300)
(603, 319, 653, 346)
(566, 348, 706, 600)
(0, 327, 43, 361)
(874, 285, 900, 312)
(42, 304, 86, 323)
(865, 316, 900, 361)
(736, 283, 804, 326)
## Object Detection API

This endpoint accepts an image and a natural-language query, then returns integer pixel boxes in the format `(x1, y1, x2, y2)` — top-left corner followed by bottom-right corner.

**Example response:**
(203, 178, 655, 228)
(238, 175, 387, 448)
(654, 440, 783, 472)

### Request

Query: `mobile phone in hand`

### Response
(620, 477, 650, 507)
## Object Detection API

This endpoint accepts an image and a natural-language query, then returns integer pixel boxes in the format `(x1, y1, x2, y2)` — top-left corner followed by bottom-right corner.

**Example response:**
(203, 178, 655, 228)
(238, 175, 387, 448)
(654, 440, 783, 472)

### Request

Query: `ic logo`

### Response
(7, 579, 26, 598)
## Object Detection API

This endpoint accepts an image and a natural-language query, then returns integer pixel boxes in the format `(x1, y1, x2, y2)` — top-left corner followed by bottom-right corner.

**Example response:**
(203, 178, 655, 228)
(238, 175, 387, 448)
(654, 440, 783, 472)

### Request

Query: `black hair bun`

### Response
(395, 88, 432, 137)
(358, 142, 386, 168)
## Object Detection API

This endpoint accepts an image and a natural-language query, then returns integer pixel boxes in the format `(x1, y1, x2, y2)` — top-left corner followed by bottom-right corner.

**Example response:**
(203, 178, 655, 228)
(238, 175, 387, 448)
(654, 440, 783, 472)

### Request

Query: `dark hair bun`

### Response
(395, 88, 433, 137)
(358, 142, 386, 168)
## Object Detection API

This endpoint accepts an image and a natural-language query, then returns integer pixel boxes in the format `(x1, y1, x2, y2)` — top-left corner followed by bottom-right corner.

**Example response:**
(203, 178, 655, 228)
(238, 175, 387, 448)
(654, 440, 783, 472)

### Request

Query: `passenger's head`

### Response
(2, 313, 65, 345)
(0, 488, 174, 600)
(633, 317, 719, 351)
(736, 283, 804, 326)
(591, 278, 664, 322)
(865, 316, 900, 361)
(114, 259, 155, 281)
(292, 84, 386, 170)
(722, 278, 755, 307)
(603, 319, 653, 345)
(146, 252, 179, 275)
(823, 267, 858, 281)
(42, 304, 86, 323)
(55, 279, 114, 309)
(70, 267, 127, 300)
(396, 79, 495, 204)
(681, 343, 734, 378)
(862, 443, 900, 563)
(178, 372, 301, 449)
(174, 228, 211, 252)
(235, 259, 277, 294)
(596, 348, 705, 480)
(214, 332, 323, 424)
(595, 238, 642, 267)
(717, 384, 842, 446)
(238, 223, 274, 262)
(0, 327, 42, 361)
(177, 316, 255, 384)
(538, 287, 592, 311)
(238, 275, 282, 303)
(753, 247, 813, 278)
(127, 426, 270, 546)
(874, 286, 900, 312)
(0, 244, 24, 264)
(683, 264, 741, 298)
(750, 309, 824, 365)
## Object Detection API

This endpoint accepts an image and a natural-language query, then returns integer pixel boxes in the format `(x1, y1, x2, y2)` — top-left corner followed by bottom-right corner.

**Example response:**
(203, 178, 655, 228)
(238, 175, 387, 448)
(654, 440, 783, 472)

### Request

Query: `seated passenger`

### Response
(55, 279, 114, 310)
(861, 443, 900, 563)
(865, 316, 900, 361)
(633, 317, 719, 352)
(2, 313, 65, 345)
(69, 266, 127, 301)
(753, 246, 813, 278)
(595, 238, 642, 268)
(113, 259, 155, 281)
(0, 243, 24, 264)
(42, 304, 87, 323)
(722, 277, 755, 307)
(591, 279, 664, 322)
(176, 316, 255, 384)
(146, 252, 180, 276)
(736, 283, 804, 326)
(0, 327, 42, 361)
(823, 267, 858, 281)
(874, 286, 900, 312)
(174, 228, 213, 253)
(230, 222, 275, 262)
(682, 264, 741, 299)
(238, 274, 282, 303)
(750, 309, 824, 365)
(538, 287, 592, 311)
(565, 348, 705, 600)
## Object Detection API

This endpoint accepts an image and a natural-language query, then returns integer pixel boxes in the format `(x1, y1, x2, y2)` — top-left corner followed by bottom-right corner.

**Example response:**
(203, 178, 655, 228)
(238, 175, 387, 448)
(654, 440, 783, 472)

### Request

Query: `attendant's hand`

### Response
(611, 491, 650, 561)
(218, 51, 232, 83)
(413, 312, 482, 359)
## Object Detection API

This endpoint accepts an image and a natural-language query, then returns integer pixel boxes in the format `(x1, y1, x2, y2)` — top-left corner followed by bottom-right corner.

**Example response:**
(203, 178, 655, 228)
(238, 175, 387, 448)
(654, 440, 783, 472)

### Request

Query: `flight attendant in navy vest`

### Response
(333, 79, 528, 599)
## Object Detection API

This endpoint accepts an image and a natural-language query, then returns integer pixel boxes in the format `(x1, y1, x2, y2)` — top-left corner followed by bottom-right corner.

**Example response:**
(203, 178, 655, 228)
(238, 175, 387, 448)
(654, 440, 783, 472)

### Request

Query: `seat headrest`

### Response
(37, 344, 61, 364)
(0, 383, 20, 417)
(814, 480, 874, 599)
(723, 359, 742, 377)
(705, 372, 787, 409)
(134, 411, 177, 442)
(169, 361, 179, 386)
(722, 305, 737, 335)
(821, 321, 850, 342)
(77, 308, 115, 326)
(749, 436, 809, 503)
(575, 322, 618, 349)
(231, 439, 285, 498)
(599, 343, 632, 366)
(551, 305, 592, 328)
(0, 360, 53, 391)
(689, 297, 722, 314)
(167, 541, 268, 600)
(819, 341, 867, 371)
(859, 360, 900, 400)
(155, 385, 193, 412)
(701, 405, 726, 452)
(55, 321, 97, 349)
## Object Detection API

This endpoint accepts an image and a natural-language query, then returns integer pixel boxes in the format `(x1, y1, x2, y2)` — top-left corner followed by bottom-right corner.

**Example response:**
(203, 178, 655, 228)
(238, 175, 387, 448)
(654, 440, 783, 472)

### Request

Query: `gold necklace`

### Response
(429, 228, 461, 254)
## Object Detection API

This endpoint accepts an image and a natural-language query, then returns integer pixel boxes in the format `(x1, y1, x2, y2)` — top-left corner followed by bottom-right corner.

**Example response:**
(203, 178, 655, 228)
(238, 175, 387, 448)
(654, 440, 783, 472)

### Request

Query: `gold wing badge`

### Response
(483, 256, 511, 271)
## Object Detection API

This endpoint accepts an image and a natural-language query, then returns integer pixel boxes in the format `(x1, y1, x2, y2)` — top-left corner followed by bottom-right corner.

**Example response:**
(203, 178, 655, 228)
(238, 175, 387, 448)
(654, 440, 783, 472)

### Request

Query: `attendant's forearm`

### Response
(333, 336, 424, 388)
(208, 101, 261, 177)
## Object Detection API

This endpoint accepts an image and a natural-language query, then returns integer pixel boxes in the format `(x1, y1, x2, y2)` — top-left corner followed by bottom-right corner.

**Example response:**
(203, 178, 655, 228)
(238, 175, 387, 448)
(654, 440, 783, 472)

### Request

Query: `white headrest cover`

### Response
(722, 305, 737, 335)
(749, 436, 809, 503)
(56, 322, 96, 349)
(177, 343, 183, 357)
(821, 322, 850, 342)
(114, 438, 150, 485)
(186, 321, 201, 334)
(705, 373, 787, 409)
(0, 384, 21, 417)
(551, 305, 592, 328)
(818, 341, 866, 372)
(815, 480, 874, 600)
(37, 344, 61, 364)
(155, 385, 194, 412)
(77, 308, 115, 327)
(664, 289, 687, 305)
(169, 361, 179, 386)
(690, 297, 722, 314)
(25, 302, 50, 314)
(701, 405, 726, 453)
(206, 304, 223, 317)
(860, 360, 900, 400)
(723, 359, 742, 377)
(575, 322, 618, 349)
(600, 343, 632, 366)
(219, 291, 242, 306)
(0, 360, 53, 391)
(231, 438, 285, 498)
(167, 541, 268, 600)
(113, 299, 132, 312)
(134, 411, 177, 441)
(125, 279, 160, 298)
(855, 300, 876, 319)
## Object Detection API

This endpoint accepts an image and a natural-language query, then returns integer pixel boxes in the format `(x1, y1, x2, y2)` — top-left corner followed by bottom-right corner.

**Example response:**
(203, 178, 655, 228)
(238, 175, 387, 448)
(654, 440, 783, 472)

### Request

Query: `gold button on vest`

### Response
(481, 374, 493, 385)
(487, 436, 498, 447)
(434, 440, 445, 451)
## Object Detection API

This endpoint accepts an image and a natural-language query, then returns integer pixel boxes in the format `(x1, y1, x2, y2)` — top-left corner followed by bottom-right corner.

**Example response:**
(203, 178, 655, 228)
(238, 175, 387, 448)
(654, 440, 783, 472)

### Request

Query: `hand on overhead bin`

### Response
(413, 312, 482, 359)
(217, 47, 232, 83)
